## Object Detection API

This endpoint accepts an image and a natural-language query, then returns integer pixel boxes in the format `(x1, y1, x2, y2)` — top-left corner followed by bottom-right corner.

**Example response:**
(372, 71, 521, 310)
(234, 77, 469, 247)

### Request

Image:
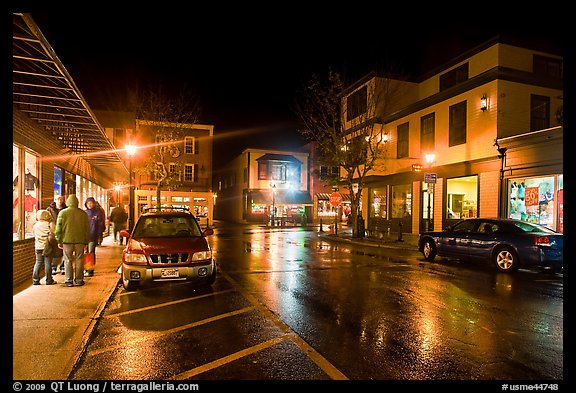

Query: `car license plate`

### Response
(161, 268, 179, 278)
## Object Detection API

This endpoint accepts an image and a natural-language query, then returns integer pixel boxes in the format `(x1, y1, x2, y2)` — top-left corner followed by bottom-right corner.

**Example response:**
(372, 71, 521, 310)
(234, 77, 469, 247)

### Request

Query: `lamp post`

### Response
(425, 153, 435, 232)
(271, 183, 276, 227)
(125, 144, 137, 230)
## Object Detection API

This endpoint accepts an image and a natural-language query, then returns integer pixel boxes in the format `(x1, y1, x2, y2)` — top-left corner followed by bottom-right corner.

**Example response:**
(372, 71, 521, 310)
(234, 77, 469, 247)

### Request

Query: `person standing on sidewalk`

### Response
(55, 194, 90, 287)
(84, 197, 105, 277)
(32, 209, 57, 285)
(47, 195, 66, 275)
(109, 204, 128, 245)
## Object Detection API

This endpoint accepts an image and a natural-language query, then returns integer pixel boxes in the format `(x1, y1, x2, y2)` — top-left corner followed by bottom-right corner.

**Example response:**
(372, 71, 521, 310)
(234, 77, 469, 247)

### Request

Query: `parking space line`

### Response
(168, 335, 290, 380)
(104, 289, 235, 318)
(87, 306, 256, 357)
(218, 269, 349, 380)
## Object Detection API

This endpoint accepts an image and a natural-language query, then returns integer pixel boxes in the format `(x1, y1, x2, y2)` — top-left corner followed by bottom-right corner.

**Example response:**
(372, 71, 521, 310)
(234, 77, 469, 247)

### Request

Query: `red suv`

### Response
(119, 208, 216, 291)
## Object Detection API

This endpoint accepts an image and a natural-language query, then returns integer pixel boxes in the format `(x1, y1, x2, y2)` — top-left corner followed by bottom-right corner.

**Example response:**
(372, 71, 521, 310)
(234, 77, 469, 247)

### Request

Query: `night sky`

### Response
(26, 10, 564, 168)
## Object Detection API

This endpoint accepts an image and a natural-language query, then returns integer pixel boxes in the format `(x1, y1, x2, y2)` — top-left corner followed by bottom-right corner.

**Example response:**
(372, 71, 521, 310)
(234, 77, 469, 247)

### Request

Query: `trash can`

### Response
(357, 215, 365, 239)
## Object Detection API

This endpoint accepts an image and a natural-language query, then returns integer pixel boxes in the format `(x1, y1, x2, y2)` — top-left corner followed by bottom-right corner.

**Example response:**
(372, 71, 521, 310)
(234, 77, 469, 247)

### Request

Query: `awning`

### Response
(256, 153, 302, 164)
(12, 13, 128, 179)
(315, 193, 351, 201)
(249, 190, 313, 205)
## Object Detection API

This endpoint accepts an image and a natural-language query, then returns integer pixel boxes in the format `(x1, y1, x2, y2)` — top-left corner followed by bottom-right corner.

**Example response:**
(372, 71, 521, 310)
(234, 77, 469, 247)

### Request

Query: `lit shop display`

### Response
(508, 175, 562, 232)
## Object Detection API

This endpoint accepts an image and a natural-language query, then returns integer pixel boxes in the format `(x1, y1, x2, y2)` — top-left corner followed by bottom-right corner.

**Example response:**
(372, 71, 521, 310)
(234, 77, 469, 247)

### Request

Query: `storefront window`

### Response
(446, 175, 478, 219)
(508, 175, 561, 231)
(370, 187, 387, 219)
(391, 184, 412, 219)
(54, 166, 63, 200)
(13, 146, 39, 241)
(13, 145, 20, 241)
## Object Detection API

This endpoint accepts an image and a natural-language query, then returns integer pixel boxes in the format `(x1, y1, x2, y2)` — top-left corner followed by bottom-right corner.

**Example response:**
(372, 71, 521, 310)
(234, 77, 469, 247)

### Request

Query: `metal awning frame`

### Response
(12, 13, 129, 173)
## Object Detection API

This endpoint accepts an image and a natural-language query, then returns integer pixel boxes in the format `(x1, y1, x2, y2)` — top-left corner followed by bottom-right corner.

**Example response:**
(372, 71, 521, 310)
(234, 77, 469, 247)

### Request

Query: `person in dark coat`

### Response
(84, 197, 105, 277)
(55, 195, 90, 287)
(46, 195, 66, 274)
(109, 204, 129, 245)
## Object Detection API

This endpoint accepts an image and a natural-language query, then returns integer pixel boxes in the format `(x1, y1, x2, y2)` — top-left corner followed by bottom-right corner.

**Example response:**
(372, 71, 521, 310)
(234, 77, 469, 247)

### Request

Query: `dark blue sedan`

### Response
(418, 218, 563, 273)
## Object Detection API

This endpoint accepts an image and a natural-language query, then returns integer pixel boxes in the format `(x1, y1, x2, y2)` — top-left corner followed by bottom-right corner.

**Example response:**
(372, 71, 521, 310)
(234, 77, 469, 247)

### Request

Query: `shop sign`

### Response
(424, 173, 437, 184)
(524, 187, 539, 206)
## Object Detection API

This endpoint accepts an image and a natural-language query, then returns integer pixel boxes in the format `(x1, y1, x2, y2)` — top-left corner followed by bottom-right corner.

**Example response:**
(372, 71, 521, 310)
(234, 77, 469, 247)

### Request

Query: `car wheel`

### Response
(422, 239, 437, 261)
(493, 246, 519, 272)
(122, 276, 138, 291)
(206, 264, 217, 285)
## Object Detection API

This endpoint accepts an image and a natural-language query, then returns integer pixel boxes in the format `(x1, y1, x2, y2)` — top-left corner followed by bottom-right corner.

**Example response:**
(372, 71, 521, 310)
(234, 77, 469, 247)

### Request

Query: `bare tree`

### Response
(294, 68, 400, 238)
(134, 84, 201, 209)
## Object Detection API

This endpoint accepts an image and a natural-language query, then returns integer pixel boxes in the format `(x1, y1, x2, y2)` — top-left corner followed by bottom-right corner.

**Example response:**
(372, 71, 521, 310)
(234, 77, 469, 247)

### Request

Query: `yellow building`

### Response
(341, 36, 563, 236)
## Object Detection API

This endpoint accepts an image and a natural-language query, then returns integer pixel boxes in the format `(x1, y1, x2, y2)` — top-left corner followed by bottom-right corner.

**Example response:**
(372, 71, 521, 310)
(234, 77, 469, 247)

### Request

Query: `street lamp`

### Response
(425, 153, 435, 232)
(125, 144, 137, 230)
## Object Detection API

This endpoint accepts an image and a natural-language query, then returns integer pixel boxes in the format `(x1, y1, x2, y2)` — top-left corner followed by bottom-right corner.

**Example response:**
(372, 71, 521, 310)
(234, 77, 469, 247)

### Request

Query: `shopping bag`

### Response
(83, 252, 95, 270)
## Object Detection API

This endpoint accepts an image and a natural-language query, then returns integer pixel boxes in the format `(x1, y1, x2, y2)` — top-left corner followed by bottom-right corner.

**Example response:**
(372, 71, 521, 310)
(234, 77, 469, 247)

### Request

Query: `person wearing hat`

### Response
(55, 195, 90, 287)
(32, 209, 57, 285)
(84, 197, 105, 277)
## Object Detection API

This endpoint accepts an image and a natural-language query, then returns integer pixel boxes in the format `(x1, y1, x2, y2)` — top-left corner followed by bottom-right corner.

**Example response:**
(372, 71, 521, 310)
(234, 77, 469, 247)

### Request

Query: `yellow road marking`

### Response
(87, 306, 256, 356)
(168, 335, 290, 380)
(104, 289, 235, 318)
(218, 269, 349, 380)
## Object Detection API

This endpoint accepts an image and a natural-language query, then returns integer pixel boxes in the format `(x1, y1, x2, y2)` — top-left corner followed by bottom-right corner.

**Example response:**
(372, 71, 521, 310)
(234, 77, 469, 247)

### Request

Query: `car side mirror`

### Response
(119, 229, 131, 238)
(203, 227, 214, 237)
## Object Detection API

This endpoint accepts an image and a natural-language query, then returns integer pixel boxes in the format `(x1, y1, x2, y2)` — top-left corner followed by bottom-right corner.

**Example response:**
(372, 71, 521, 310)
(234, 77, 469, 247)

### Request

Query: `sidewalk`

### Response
(317, 226, 420, 251)
(12, 235, 123, 380)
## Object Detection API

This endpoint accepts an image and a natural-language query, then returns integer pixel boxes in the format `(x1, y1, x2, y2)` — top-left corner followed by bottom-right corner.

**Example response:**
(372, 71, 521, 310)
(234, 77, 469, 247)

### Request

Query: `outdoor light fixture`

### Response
(480, 94, 488, 111)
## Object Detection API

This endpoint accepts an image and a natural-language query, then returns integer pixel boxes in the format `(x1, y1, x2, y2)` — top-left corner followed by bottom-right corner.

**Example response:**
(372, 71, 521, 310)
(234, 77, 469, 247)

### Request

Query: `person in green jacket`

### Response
(55, 194, 91, 287)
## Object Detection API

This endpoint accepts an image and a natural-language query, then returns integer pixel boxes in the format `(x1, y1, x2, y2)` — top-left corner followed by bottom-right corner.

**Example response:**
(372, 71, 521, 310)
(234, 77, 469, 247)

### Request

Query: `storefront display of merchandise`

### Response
(508, 175, 562, 232)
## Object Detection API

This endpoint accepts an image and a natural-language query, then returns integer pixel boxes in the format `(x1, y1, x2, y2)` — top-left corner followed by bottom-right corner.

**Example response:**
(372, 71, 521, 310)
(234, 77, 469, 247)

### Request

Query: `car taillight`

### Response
(535, 236, 551, 247)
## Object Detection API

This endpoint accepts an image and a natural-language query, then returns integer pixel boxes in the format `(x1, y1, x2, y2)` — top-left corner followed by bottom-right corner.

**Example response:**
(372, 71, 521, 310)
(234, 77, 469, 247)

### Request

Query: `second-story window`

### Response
(397, 122, 409, 158)
(185, 136, 195, 154)
(533, 55, 563, 79)
(320, 165, 339, 181)
(346, 86, 367, 122)
(530, 94, 550, 131)
(420, 113, 435, 154)
(439, 63, 468, 91)
(258, 161, 268, 180)
(449, 101, 467, 146)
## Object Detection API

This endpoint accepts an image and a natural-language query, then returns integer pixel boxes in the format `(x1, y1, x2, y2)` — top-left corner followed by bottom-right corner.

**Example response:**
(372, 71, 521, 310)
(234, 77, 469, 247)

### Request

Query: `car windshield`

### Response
(513, 221, 556, 234)
(133, 216, 202, 237)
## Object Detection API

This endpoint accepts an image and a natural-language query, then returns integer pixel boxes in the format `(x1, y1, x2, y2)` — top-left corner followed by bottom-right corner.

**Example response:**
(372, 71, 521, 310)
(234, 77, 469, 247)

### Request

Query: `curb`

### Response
(318, 233, 420, 251)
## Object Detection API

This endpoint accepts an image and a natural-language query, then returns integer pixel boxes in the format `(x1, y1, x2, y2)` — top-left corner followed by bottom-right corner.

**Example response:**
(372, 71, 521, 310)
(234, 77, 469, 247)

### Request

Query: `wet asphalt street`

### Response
(70, 223, 563, 382)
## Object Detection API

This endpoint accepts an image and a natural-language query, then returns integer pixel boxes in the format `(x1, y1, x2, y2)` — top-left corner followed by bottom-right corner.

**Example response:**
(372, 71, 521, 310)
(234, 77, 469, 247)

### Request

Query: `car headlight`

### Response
(192, 250, 212, 261)
(124, 253, 148, 265)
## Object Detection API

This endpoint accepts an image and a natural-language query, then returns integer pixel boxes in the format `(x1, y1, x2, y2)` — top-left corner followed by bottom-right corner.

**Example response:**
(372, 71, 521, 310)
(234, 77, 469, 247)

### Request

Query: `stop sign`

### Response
(329, 192, 342, 206)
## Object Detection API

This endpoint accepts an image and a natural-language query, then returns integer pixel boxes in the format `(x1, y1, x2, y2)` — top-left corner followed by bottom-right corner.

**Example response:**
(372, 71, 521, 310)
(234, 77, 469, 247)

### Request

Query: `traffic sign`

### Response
(329, 192, 342, 206)
(424, 172, 437, 184)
